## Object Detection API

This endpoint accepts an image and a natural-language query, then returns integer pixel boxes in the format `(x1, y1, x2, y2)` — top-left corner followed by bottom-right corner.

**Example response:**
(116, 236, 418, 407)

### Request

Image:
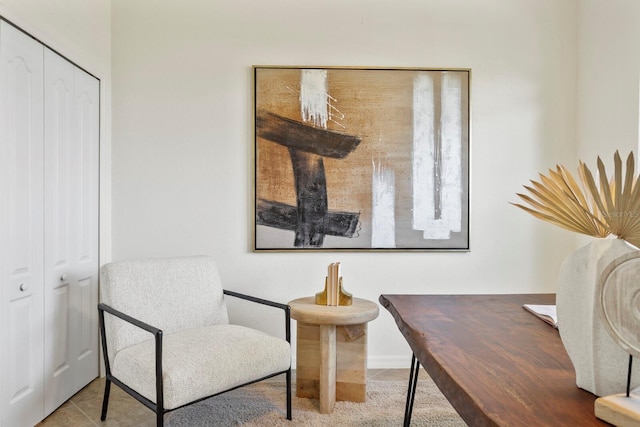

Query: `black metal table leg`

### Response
(627, 355, 634, 397)
(404, 353, 420, 427)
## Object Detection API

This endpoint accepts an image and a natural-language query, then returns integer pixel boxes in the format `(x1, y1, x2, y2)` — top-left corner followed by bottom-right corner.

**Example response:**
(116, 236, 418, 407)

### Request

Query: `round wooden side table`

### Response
(288, 297, 379, 414)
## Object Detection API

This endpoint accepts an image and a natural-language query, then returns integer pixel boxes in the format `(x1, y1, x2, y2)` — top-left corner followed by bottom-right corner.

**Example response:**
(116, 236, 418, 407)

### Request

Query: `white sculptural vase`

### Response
(556, 238, 640, 396)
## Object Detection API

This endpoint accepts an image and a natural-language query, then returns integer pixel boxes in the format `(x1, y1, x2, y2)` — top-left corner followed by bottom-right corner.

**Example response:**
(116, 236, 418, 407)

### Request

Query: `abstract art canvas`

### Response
(254, 66, 470, 251)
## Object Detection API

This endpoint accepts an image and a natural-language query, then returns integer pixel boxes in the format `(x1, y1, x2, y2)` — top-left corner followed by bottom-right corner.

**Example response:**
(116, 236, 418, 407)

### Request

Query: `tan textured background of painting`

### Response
(255, 68, 469, 248)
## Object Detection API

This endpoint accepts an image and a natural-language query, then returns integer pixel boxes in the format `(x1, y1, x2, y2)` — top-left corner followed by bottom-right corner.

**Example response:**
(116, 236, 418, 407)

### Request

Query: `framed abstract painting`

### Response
(253, 66, 470, 251)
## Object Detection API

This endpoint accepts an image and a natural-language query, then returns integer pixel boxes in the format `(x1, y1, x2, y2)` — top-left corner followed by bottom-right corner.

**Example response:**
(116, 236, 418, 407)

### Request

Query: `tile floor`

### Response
(36, 369, 417, 426)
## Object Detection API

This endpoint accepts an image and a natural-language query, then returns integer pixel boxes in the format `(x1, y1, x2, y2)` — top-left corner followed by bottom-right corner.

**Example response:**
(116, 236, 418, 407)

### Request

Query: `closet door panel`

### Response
(0, 22, 45, 427)
(70, 65, 100, 390)
(43, 48, 76, 415)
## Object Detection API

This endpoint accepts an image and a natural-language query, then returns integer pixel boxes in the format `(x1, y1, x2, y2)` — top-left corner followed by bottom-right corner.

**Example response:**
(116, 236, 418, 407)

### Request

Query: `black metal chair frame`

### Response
(98, 289, 292, 427)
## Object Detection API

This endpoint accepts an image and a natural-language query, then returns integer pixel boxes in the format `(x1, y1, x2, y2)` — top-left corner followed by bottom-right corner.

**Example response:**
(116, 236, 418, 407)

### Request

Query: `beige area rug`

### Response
(165, 379, 468, 426)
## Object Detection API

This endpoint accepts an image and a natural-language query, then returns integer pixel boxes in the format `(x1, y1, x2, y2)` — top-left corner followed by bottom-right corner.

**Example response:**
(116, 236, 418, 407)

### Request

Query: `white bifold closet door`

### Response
(0, 21, 46, 427)
(43, 47, 100, 417)
(0, 21, 99, 427)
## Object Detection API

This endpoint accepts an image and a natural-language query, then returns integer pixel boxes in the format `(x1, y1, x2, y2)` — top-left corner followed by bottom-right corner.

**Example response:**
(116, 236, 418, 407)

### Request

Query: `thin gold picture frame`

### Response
(253, 66, 471, 251)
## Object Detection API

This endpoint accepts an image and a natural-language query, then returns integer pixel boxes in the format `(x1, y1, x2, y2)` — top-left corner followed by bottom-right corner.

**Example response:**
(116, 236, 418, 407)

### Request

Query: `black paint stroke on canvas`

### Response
(256, 111, 362, 247)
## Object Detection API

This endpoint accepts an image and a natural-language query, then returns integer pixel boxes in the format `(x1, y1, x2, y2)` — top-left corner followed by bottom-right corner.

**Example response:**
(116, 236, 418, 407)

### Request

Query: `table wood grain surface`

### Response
(379, 293, 612, 427)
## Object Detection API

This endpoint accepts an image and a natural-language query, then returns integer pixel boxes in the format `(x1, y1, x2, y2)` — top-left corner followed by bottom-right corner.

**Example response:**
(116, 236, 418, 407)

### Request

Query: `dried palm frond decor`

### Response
(512, 151, 640, 249)
(513, 150, 640, 398)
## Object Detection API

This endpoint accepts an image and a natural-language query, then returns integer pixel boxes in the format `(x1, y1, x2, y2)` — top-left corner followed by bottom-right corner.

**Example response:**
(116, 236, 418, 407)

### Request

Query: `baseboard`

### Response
(367, 355, 414, 369)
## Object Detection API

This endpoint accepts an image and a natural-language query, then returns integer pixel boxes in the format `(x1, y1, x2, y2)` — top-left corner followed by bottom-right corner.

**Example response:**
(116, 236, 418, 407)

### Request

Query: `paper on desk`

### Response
(523, 304, 558, 329)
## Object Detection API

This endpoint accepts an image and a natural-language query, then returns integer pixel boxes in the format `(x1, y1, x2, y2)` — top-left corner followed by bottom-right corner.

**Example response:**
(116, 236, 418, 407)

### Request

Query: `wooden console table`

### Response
(379, 294, 611, 426)
(289, 297, 379, 414)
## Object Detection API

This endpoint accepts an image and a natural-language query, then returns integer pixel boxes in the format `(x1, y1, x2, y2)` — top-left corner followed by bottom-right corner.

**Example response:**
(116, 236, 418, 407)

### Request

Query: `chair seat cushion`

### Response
(111, 324, 291, 410)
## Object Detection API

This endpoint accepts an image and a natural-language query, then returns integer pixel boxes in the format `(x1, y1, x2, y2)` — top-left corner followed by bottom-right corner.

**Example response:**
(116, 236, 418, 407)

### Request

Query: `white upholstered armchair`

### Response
(97, 256, 292, 426)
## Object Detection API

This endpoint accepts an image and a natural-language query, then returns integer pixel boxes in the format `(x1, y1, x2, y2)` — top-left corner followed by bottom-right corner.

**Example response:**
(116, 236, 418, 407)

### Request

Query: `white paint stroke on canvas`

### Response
(412, 72, 463, 240)
(371, 159, 396, 248)
(433, 72, 462, 238)
(300, 69, 329, 128)
(412, 72, 435, 231)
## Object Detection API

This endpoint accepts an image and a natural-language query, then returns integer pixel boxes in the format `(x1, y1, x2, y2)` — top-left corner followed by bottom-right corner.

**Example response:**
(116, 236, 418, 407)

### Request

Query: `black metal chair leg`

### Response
(404, 353, 420, 427)
(286, 368, 292, 420)
(627, 355, 634, 397)
(100, 378, 111, 421)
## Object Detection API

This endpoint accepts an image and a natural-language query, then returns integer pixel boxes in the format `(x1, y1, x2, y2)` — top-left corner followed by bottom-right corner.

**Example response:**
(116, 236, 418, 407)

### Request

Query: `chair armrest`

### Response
(223, 289, 288, 310)
(97, 302, 165, 411)
(223, 289, 291, 343)
(98, 302, 162, 336)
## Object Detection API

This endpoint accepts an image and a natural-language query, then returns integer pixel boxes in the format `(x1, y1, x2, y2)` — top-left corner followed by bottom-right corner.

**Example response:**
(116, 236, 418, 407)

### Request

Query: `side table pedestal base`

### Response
(296, 321, 368, 408)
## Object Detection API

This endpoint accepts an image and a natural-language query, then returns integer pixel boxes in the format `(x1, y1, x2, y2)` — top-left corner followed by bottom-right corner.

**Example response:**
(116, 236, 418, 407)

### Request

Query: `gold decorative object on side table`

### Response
(315, 262, 352, 306)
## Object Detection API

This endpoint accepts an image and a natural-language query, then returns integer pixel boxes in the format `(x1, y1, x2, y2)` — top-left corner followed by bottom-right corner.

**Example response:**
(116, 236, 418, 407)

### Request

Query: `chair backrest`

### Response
(100, 256, 229, 363)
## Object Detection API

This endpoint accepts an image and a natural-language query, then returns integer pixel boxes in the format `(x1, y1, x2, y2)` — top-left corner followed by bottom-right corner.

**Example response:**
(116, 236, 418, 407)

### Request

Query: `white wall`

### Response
(111, 0, 580, 367)
(0, 0, 113, 266)
(576, 0, 640, 165)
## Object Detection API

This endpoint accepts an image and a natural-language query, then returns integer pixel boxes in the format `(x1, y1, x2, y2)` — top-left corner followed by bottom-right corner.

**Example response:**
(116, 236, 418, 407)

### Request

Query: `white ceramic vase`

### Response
(556, 238, 640, 396)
